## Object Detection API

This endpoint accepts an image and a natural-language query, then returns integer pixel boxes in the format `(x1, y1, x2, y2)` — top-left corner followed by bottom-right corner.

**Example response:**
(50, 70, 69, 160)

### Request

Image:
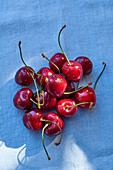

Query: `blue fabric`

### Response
(0, 0, 113, 169)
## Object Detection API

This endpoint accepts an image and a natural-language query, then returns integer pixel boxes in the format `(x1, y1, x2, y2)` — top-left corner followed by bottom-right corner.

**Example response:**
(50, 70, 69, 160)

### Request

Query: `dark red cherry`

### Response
(62, 61, 83, 82)
(74, 86, 96, 109)
(23, 108, 44, 130)
(60, 80, 75, 99)
(45, 74, 67, 98)
(34, 90, 57, 111)
(15, 66, 35, 86)
(58, 25, 83, 82)
(56, 99, 78, 117)
(36, 67, 54, 87)
(13, 88, 33, 110)
(75, 56, 93, 75)
(49, 53, 67, 73)
(43, 112, 64, 136)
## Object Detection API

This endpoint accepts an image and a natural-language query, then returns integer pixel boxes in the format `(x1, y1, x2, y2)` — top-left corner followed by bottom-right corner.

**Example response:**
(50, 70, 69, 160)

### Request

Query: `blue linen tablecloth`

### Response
(0, 0, 113, 169)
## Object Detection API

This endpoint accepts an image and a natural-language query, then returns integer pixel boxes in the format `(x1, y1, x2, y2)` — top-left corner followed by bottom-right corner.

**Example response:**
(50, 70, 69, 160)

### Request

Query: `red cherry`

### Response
(49, 53, 67, 73)
(56, 99, 78, 117)
(74, 62, 106, 109)
(36, 67, 54, 87)
(34, 90, 57, 111)
(58, 26, 83, 82)
(15, 66, 35, 86)
(43, 112, 64, 136)
(74, 86, 96, 109)
(45, 74, 67, 98)
(13, 88, 33, 110)
(75, 56, 93, 75)
(62, 61, 83, 82)
(23, 108, 44, 130)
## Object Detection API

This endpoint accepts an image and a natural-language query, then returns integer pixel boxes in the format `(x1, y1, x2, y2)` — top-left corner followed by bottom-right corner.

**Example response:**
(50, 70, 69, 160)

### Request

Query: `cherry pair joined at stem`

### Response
(23, 109, 64, 160)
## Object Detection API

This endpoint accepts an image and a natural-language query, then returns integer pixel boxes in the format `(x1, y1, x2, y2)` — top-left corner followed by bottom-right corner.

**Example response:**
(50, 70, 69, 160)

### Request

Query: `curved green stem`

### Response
(30, 73, 40, 109)
(42, 53, 60, 74)
(18, 41, 41, 77)
(66, 102, 91, 108)
(64, 82, 92, 95)
(42, 124, 51, 160)
(58, 25, 71, 65)
(40, 76, 44, 95)
(93, 62, 106, 90)
(41, 119, 63, 146)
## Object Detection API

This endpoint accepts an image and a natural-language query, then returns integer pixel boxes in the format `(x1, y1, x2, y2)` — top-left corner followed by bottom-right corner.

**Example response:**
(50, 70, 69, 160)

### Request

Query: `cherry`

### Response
(49, 53, 67, 73)
(75, 56, 93, 75)
(43, 112, 64, 136)
(34, 90, 57, 111)
(13, 88, 33, 110)
(15, 66, 35, 86)
(23, 108, 44, 130)
(60, 80, 75, 99)
(62, 61, 83, 82)
(41, 113, 64, 160)
(56, 99, 78, 117)
(74, 86, 96, 109)
(58, 25, 83, 82)
(45, 74, 67, 98)
(74, 62, 106, 109)
(36, 67, 54, 87)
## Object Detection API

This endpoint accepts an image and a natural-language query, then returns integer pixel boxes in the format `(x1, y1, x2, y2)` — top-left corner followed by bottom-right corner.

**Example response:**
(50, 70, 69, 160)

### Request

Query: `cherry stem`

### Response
(93, 62, 106, 90)
(30, 98, 44, 106)
(58, 25, 71, 66)
(41, 119, 63, 146)
(76, 81, 80, 90)
(30, 73, 41, 109)
(66, 102, 92, 109)
(18, 41, 41, 77)
(40, 76, 44, 95)
(42, 123, 51, 160)
(42, 53, 61, 74)
(64, 82, 92, 94)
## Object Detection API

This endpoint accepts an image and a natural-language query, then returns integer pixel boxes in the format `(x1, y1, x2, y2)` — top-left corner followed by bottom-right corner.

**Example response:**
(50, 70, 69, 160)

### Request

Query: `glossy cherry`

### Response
(43, 112, 64, 136)
(13, 88, 33, 110)
(36, 67, 55, 87)
(74, 86, 96, 109)
(74, 62, 106, 109)
(45, 74, 67, 98)
(15, 66, 35, 86)
(56, 99, 78, 117)
(23, 108, 44, 130)
(34, 90, 57, 111)
(75, 56, 93, 75)
(58, 25, 83, 82)
(49, 53, 67, 73)
(60, 80, 75, 99)
(62, 61, 83, 82)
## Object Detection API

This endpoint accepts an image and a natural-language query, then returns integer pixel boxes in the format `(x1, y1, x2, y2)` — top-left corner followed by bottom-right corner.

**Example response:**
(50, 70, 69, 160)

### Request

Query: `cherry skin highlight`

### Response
(13, 88, 33, 110)
(43, 112, 64, 136)
(23, 108, 44, 130)
(45, 74, 67, 98)
(75, 56, 93, 75)
(49, 53, 67, 73)
(56, 99, 78, 117)
(62, 61, 83, 82)
(60, 80, 75, 99)
(36, 67, 55, 87)
(74, 86, 96, 109)
(15, 66, 35, 86)
(34, 90, 57, 111)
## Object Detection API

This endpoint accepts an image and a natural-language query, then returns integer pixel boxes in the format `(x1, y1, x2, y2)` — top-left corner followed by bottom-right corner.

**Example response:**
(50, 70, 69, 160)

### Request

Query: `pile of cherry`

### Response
(13, 25, 106, 160)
